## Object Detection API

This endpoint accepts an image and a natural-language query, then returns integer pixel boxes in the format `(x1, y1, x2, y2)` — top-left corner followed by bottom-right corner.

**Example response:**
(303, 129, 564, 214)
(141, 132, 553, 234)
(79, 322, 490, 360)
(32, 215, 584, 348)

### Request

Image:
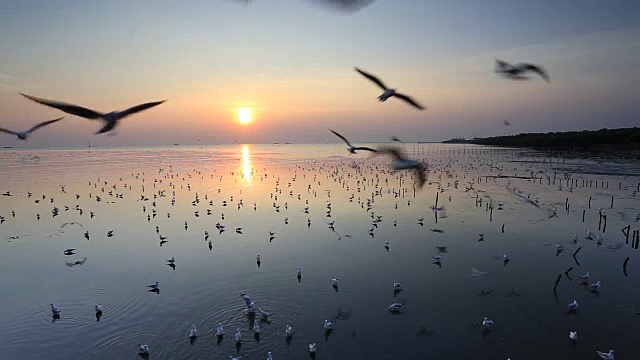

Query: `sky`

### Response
(0, 0, 638, 148)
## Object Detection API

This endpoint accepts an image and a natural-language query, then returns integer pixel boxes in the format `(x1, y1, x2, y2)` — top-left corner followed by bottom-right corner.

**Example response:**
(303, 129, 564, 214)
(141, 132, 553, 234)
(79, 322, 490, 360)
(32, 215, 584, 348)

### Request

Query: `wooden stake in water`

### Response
(582, 209, 586, 222)
(610, 196, 614, 208)
(553, 274, 562, 292)
(588, 197, 592, 209)
(623, 257, 629, 276)
(623, 225, 631, 243)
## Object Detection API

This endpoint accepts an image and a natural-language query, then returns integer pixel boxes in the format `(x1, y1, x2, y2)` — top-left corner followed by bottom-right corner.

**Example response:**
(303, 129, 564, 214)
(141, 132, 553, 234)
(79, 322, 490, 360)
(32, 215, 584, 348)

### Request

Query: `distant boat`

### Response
(174, 143, 180, 146)
(2, 146, 12, 149)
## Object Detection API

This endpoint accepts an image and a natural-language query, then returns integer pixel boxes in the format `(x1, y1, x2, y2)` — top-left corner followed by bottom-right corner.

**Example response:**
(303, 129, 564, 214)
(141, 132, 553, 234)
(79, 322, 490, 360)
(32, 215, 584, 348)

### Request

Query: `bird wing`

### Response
(117, 100, 167, 119)
(308, 0, 375, 14)
(495, 58, 510, 68)
(524, 64, 550, 82)
(393, 93, 425, 110)
(376, 145, 408, 161)
(329, 129, 351, 146)
(415, 165, 426, 189)
(20, 93, 104, 119)
(27, 117, 64, 134)
(0, 127, 18, 136)
(353, 146, 377, 152)
(354, 67, 388, 90)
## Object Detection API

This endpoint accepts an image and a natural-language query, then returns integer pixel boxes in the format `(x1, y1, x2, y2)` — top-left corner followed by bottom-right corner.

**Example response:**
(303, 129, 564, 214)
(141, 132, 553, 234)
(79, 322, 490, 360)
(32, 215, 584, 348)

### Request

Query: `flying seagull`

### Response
(375, 146, 426, 189)
(20, 93, 166, 135)
(354, 68, 425, 110)
(232, 0, 375, 14)
(494, 59, 550, 82)
(0, 117, 63, 140)
(329, 129, 376, 154)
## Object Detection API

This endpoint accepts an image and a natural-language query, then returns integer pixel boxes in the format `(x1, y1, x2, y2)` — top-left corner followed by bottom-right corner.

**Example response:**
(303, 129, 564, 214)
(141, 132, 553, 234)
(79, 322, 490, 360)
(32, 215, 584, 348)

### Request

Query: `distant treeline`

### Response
(467, 127, 640, 149)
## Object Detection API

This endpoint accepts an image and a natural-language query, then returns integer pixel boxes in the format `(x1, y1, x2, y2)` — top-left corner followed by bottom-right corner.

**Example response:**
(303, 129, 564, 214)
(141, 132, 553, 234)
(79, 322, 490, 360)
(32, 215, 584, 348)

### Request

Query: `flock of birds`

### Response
(1, 1, 631, 359)
(2, 144, 634, 359)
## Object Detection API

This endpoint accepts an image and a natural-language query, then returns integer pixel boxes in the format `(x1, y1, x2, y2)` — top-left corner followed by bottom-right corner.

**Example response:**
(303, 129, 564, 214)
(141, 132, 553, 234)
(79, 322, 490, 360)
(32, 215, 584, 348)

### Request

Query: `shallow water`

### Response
(1, 144, 639, 360)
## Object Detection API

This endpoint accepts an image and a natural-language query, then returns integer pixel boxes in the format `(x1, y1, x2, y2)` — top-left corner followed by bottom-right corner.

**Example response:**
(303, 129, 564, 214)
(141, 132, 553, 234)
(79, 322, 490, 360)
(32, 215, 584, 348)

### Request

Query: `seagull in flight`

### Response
(20, 93, 166, 135)
(354, 68, 425, 110)
(494, 59, 550, 82)
(329, 129, 376, 154)
(0, 117, 63, 140)
(375, 146, 426, 189)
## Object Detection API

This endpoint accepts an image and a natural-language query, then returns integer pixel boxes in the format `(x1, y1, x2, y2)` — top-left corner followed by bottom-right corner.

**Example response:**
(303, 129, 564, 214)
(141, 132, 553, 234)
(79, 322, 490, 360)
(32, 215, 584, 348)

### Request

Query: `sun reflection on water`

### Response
(241, 145, 252, 183)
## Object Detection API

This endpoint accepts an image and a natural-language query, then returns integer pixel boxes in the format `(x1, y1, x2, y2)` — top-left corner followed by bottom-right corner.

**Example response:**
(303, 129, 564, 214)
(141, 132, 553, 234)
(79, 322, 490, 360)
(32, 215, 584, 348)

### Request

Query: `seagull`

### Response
(393, 281, 402, 289)
(138, 344, 150, 354)
(167, 256, 175, 264)
(331, 277, 339, 286)
(579, 272, 590, 280)
(267, 352, 273, 360)
(50, 303, 60, 315)
(20, 93, 166, 135)
(215, 323, 225, 337)
(258, 307, 270, 319)
(95, 304, 102, 313)
(147, 281, 159, 289)
(482, 317, 494, 328)
(253, 321, 260, 334)
(309, 343, 317, 353)
(285, 324, 293, 337)
(494, 59, 550, 82)
(588, 280, 602, 291)
(0, 117, 63, 140)
(329, 129, 376, 154)
(566, 300, 579, 310)
(596, 350, 615, 359)
(354, 67, 425, 110)
(229, 357, 243, 360)
(375, 146, 426, 188)
(556, 242, 564, 251)
(63, 248, 76, 255)
(324, 320, 334, 329)
(234, 328, 243, 342)
(240, 293, 252, 307)
(569, 331, 578, 341)
(388, 303, 403, 312)
(185, 325, 196, 339)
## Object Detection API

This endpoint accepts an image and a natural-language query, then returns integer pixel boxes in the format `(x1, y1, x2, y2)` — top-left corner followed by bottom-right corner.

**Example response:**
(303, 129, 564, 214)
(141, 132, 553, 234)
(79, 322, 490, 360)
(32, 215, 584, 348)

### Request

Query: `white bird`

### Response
(503, 252, 509, 260)
(229, 356, 243, 360)
(556, 243, 564, 250)
(569, 331, 578, 341)
(50, 303, 60, 315)
(189, 325, 198, 338)
(147, 281, 159, 289)
(167, 256, 175, 264)
(354, 67, 425, 110)
(332, 277, 339, 286)
(240, 293, 252, 307)
(259, 307, 270, 319)
(329, 129, 377, 154)
(324, 320, 333, 330)
(21, 93, 166, 135)
(215, 323, 225, 337)
(253, 321, 260, 334)
(375, 146, 426, 189)
(267, 352, 273, 360)
(566, 300, 579, 310)
(138, 344, 149, 354)
(596, 350, 615, 359)
(388, 303, 403, 312)
(285, 324, 293, 337)
(63, 248, 76, 254)
(393, 281, 402, 289)
(494, 59, 550, 82)
(309, 343, 317, 353)
(588, 280, 602, 291)
(482, 317, 494, 328)
(296, 267, 301, 276)
(572, 234, 578, 242)
(433, 255, 443, 261)
(95, 304, 102, 312)
(579, 272, 590, 280)
(0, 117, 64, 140)
(257, 254, 261, 261)
(384, 240, 390, 247)
(235, 328, 243, 342)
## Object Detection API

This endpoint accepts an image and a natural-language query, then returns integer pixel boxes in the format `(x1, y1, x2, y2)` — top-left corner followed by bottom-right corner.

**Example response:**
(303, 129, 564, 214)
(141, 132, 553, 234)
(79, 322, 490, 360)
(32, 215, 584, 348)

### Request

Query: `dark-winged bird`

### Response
(0, 117, 63, 140)
(329, 129, 376, 154)
(354, 68, 425, 110)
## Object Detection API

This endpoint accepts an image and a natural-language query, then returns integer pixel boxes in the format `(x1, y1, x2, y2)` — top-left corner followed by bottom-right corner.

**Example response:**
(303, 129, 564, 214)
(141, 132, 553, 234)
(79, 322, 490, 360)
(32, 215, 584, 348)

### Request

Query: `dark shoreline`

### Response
(443, 127, 640, 151)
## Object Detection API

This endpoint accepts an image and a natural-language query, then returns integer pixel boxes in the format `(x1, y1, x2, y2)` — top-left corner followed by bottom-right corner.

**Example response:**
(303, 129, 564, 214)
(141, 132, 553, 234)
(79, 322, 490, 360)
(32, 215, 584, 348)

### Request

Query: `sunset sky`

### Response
(0, 0, 638, 148)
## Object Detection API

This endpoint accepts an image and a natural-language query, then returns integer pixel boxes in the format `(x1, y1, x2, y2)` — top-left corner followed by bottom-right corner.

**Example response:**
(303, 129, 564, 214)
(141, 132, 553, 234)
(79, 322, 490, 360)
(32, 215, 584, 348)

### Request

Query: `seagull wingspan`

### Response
(495, 58, 510, 68)
(354, 67, 388, 90)
(525, 64, 550, 82)
(118, 100, 167, 119)
(20, 93, 104, 119)
(27, 117, 64, 134)
(353, 146, 377, 152)
(329, 129, 352, 146)
(393, 93, 425, 110)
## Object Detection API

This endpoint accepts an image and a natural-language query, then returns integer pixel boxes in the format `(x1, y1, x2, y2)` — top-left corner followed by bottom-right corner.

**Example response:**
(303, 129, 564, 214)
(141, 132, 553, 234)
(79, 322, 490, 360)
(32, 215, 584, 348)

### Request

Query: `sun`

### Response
(238, 108, 253, 125)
